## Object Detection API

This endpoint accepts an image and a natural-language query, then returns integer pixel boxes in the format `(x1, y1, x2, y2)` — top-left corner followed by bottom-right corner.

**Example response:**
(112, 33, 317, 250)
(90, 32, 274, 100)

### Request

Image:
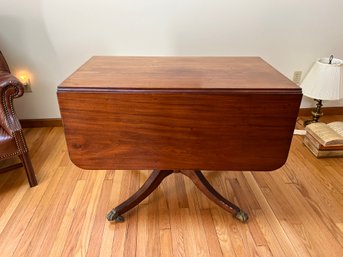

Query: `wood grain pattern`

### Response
(58, 56, 302, 171)
(59, 56, 299, 90)
(0, 117, 342, 256)
(59, 92, 302, 171)
(14, 106, 343, 129)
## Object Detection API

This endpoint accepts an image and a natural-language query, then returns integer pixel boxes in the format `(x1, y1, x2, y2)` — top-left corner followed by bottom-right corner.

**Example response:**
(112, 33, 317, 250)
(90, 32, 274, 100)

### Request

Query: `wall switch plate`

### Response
(293, 71, 302, 85)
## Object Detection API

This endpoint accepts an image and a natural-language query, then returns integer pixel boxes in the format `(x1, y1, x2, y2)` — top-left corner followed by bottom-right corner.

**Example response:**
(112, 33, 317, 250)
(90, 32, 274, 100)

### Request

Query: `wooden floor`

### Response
(0, 116, 343, 257)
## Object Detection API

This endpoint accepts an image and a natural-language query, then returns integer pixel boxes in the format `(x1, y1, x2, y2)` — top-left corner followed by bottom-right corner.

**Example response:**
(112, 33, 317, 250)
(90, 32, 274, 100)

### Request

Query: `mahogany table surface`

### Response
(57, 56, 302, 171)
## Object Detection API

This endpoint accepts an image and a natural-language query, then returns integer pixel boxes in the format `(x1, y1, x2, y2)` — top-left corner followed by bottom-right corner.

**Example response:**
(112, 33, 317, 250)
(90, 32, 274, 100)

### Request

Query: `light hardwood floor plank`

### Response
(170, 211, 187, 257)
(243, 172, 302, 257)
(0, 128, 66, 257)
(123, 172, 139, 257)
(200, 209, 224, 257)
(48, 179, 86, 257)
(60, 170, 106, 257)
(86, 179, 113, 257)
(98, 170, 123, 257)
(210, 208, 237, 257)
(160, 229, 173, 257)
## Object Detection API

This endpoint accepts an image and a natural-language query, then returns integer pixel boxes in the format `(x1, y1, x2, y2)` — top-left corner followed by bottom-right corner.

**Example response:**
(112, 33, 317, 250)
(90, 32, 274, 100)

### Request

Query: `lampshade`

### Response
(300, 57, 343, 100)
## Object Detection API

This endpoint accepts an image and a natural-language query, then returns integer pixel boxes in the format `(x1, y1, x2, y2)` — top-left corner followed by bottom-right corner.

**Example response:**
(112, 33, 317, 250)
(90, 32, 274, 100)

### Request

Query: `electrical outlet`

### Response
(24, 83, 32, 93)
(293, 71, 302, 85)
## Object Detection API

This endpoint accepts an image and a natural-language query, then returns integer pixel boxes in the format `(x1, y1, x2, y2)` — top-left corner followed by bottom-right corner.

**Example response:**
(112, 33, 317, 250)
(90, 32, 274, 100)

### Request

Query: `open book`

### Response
(305, 121, 343, 147)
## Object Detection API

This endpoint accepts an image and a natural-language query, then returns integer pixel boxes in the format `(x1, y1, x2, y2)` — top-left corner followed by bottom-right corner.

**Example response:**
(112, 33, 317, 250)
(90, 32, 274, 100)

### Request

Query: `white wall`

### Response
(1, 0, 343, 119)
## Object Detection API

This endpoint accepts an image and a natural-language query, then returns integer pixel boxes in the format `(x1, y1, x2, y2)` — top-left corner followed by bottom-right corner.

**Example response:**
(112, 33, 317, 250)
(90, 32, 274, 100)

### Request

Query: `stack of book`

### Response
(304, 121, 343, 158)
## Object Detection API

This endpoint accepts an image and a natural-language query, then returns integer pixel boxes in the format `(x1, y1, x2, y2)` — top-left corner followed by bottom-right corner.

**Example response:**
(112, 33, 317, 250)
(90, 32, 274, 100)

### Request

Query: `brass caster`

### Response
(115, 215, 125, 222)
(234, 210, 249, 223)
(106, 209, 125, 222)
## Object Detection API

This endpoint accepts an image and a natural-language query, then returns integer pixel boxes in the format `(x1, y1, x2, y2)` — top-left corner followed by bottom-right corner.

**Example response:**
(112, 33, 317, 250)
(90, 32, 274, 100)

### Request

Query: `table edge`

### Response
(57, 87, 302, 95)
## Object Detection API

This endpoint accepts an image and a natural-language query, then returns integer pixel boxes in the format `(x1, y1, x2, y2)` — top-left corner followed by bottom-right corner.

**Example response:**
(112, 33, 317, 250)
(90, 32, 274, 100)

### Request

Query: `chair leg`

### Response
(19, 152, 38, 187)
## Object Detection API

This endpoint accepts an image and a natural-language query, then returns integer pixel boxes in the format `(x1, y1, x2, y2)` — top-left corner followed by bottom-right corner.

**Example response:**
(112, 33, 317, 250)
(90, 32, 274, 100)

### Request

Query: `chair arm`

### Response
(0, 73, 24, 135)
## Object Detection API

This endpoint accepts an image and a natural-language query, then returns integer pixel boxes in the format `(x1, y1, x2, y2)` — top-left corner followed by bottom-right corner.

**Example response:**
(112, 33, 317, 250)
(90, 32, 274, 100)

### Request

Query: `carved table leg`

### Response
(181, 170, 249, 222)
(107, 170, 173, 222)
(107, 169, 248, 223)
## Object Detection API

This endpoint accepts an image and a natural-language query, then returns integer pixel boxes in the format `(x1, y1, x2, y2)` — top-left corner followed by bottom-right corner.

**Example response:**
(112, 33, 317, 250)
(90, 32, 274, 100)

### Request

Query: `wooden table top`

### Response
(58, 56, 302, 171)
(59, 56, 299, 92)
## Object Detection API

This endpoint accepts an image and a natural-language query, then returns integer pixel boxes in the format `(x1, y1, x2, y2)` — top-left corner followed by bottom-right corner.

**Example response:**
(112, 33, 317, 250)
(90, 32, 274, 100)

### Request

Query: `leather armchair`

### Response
(0, 51, 37, 187)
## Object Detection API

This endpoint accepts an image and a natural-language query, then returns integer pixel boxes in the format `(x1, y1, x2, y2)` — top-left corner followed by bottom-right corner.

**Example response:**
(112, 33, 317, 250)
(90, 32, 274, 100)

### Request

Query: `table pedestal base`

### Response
(107, 170, 248, 223)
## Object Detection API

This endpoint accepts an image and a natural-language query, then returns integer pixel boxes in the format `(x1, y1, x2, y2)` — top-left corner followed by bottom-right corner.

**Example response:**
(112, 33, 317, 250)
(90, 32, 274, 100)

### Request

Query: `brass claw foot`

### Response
(106, 209, 125, 222)
(234, 210, 249, 223)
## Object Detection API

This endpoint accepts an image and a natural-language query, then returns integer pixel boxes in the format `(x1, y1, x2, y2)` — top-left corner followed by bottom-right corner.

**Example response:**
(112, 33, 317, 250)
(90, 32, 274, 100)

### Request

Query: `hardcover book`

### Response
(304, 121, 343, 158)
(303, 136, 343, 158)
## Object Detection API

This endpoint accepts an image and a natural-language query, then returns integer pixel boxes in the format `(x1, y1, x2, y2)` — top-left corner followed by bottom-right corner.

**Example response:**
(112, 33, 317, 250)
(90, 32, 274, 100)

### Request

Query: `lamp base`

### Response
(303, 99, 323, 126)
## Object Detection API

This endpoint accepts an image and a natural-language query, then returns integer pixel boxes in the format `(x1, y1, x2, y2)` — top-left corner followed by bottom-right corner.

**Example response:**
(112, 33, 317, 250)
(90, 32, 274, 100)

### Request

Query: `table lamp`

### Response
(300, 55, 343, 126)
